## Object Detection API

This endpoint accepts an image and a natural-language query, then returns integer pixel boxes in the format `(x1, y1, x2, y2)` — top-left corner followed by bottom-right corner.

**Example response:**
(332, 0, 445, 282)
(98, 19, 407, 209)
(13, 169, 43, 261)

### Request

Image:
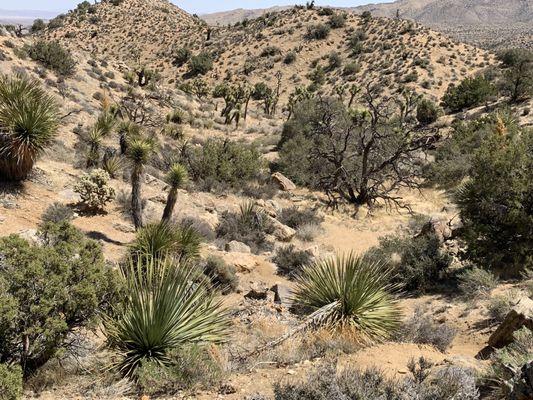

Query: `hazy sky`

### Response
(0, 0, 389, 14)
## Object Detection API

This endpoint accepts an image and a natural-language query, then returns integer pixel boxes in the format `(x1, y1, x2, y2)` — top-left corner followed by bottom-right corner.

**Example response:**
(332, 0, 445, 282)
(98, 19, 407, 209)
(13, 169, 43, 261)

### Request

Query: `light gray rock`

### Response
(271, 172, 296, 191)
(225, 240, 251, 253)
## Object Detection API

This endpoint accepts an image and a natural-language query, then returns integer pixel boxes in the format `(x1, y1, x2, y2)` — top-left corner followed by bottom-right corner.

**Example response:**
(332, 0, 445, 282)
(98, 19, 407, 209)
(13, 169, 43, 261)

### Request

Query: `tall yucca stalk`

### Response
(104, 256, 230, 378)
(292, 253, 402, 341)
(162, 163, 189, 222)
(126, 138, 154, 230)
(0, 74, 59, 181)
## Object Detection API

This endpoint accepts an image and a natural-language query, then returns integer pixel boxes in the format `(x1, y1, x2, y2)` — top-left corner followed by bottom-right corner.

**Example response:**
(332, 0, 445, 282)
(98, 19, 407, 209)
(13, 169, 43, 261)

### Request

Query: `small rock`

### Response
(287, 369, 296, 375)
(225, 240, 251, 253)
(271, 172, 296, 191)
(113, 222, 135, 233)
(0, 215, 5, 224)
(304, 245, 320, 259)
(18, 229, 41, 245)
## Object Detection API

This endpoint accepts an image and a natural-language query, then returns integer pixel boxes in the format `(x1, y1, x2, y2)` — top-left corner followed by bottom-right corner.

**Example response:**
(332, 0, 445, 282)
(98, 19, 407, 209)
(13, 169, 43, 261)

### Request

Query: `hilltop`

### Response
(43, 0, 493, 103)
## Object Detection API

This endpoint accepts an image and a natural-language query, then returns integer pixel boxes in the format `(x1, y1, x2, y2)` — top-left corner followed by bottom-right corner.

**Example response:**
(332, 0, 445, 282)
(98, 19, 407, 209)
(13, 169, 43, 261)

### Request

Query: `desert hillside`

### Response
(0, 1, 532, 399)
(43, 0, 493, 103)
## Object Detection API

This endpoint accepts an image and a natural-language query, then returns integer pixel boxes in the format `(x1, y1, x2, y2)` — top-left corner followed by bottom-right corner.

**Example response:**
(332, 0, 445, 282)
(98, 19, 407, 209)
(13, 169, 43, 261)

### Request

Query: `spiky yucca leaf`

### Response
(104, 256, 230, 377)
(165, 163, 189, 189)
(292, 253, 402, 341)
(95, 110, 117, 136)
(0, 74, 59, 180)
(126, 137, 154, 166)
(131, 221, 201, 261)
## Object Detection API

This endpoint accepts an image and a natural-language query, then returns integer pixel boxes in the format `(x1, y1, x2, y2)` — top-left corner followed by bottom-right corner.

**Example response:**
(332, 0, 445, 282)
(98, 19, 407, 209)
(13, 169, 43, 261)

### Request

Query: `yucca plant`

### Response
(102, 153, 125, 179)
(117, 120, 141, 154)
(131, 221, 201, 262)
(126, 138, 154, 229)
(104, 256, 230, 377)
(95, 110, 117, 136)
(292, 253, 402, 341)
(0, 74, 59, 181)
(162, 163, 189, 222)
(86, 126, 103, 168)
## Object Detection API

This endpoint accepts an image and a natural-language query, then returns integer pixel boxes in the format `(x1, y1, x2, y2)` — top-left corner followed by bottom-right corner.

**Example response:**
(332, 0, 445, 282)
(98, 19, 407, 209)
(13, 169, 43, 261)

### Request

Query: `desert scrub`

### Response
(26, 40, 76, 76)
(216, 202, 274, 254)
(397, 308, 457, 352)
(458, 267, 498, 299)
(272, 245, 312, 279)
(185, 138, 265, 191)
(41, 202, 74, 224)
(202, 256, 239, 295)
(0, 222, 120, 377)
(271, 359, 479, 400)
(305, 23, 330, 40)
(74, 169, 115, 212)
(366, 228, 452, 293)
(0, 364, 23, 400)
(135, 345, 224, 396)
(487, 291, 517, 323)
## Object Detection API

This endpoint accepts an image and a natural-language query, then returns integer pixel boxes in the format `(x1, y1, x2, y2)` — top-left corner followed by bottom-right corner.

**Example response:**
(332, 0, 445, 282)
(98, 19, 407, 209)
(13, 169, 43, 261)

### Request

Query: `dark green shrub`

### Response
(328, 13, 346, 29)
(0, 364, 22, 400)
(202, 256, 239, 294)
(188, 52, 213, 76)
(260, 46, 281, 57)
(416, 98, 440, 125)
(30, 19, 46, 33)
(424, 114, 512, 188)
(284, 51, 297, 65)
(455, 126, 533, 277)
(173, 47, 191, 67)
(185, 138, 265, 190)
(497, 48, 532, 102)
(366, 227, 452, 292)
(441, 75, 495, 112)
(26, 40, 76, 76)
(272, 245, 312, 279)
(305, 23, 330, 40)
(0, 222, 120, 377)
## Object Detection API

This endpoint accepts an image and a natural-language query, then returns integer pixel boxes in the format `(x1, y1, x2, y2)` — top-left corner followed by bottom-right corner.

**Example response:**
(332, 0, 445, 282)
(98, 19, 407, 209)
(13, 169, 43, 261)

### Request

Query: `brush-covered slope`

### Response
(43, 2, 493, 103)
(44, 0, 206, 66)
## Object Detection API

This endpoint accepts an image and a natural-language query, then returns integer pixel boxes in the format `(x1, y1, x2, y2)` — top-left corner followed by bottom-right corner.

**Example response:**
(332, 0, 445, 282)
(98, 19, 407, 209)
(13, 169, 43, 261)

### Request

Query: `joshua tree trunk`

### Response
(161, 187, 178, 223)
(131, 165, 143, 230)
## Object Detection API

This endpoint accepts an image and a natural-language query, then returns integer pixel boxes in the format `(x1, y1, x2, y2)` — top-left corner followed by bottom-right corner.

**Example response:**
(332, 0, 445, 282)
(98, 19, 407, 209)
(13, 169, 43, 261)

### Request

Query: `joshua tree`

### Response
(0, 74, 59, 181)
(126, 138, 154, 230)
(162, 163, 189, 222)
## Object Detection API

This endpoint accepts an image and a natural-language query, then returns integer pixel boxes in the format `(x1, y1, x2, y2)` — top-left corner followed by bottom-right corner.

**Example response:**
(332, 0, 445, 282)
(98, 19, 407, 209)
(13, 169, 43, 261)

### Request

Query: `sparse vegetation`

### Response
(26, 40, 77, 77)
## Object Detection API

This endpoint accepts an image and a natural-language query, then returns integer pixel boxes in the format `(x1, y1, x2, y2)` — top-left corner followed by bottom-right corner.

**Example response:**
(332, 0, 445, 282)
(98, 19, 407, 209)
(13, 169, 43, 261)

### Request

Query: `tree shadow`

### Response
(86, 231, 127, 246)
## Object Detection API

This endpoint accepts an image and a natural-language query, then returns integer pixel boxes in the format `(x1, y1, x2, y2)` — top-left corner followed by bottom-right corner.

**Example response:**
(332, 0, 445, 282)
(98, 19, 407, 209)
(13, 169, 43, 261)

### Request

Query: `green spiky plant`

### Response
(95, 110, 117, 136)
(292, 253, 402, 341)
(86, 126, 103, 168)
(126, 138, 154, 230)
(104, 256, 230, 378)
(117, 120, 141, 155)
(0, 74, 59, 181)
(162, 163, 189, 222)
(131, 221, 202, 262)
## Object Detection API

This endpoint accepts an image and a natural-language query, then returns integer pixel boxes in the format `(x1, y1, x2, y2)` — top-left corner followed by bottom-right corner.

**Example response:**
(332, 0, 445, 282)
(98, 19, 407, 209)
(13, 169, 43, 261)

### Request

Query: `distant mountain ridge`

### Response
(201, 0, 533, 49)
(0, 8, 58, 25)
